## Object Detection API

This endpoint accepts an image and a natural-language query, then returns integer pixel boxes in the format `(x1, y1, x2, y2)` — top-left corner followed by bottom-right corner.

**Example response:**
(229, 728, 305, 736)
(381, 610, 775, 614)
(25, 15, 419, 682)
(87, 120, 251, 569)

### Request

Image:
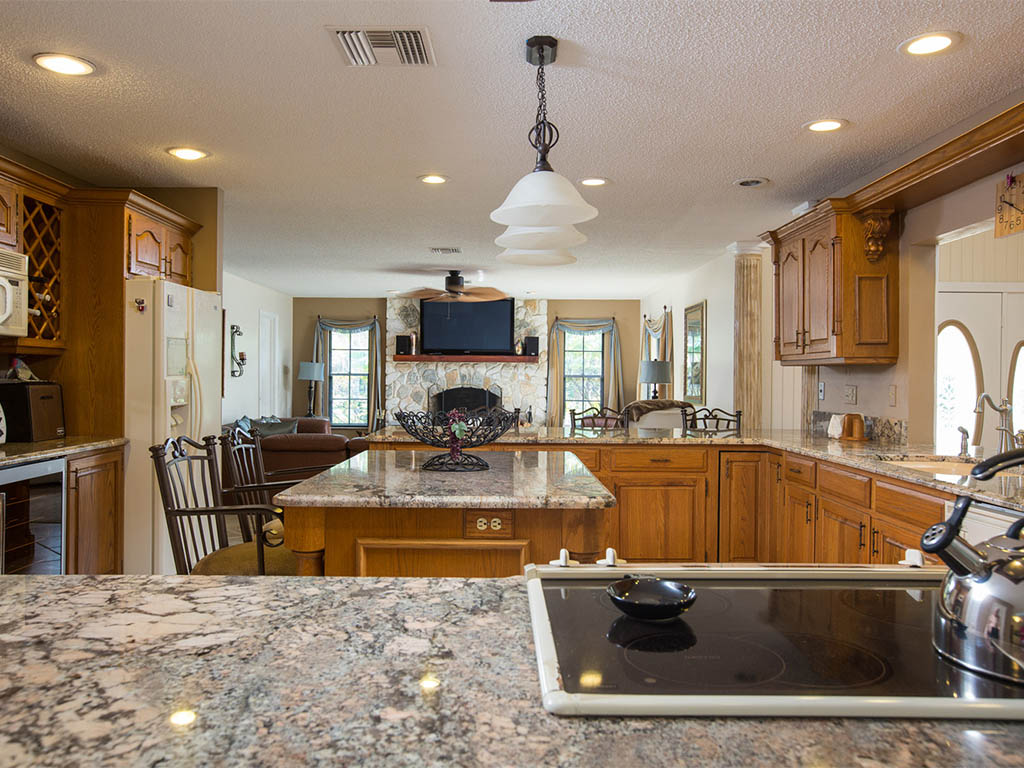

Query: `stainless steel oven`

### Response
(0, 458, 66, 574)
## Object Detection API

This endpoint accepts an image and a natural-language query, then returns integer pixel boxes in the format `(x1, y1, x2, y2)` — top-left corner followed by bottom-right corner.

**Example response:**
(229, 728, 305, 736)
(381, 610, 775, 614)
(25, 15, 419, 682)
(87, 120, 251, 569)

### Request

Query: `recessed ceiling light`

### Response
(900, 32, 961, 56)
(419, 174, 447, 184)
(33, 53, 95, 75)
(804, 119, 847, 133)
(167, 147, 208, 161)
(579, 177, 608, 186)
(733, 177, 769, 188)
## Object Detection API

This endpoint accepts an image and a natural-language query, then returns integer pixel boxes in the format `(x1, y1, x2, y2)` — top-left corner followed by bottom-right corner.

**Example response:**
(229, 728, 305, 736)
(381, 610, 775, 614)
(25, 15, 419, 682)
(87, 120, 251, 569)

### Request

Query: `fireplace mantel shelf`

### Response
(393, 354, 539, 363)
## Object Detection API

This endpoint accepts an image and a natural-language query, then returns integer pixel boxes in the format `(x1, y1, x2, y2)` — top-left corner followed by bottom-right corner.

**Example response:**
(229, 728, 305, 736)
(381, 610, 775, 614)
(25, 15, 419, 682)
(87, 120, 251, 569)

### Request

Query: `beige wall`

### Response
(140, 187, 223, 293)
(292, 297, 387, 422)
(547, 299, 643, 404)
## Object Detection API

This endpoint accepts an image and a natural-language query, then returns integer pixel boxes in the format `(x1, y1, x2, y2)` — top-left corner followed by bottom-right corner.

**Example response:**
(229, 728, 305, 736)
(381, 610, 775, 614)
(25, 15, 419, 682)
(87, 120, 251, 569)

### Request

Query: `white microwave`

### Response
(0, 248, 28, 338)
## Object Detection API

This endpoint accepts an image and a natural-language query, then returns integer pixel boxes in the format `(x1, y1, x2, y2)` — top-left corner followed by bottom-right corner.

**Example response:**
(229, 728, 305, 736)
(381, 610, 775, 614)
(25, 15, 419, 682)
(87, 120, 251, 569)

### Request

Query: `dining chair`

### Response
(570, 406, 625, 430)
(681, 405, 743, 433)
(150, 435, 298, 575)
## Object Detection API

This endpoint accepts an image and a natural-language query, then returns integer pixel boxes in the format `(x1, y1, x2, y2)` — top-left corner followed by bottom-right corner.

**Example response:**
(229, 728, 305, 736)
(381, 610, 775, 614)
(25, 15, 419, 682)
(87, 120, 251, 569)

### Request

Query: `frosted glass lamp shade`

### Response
(298, 361, 325, 381)
(638, 360, 672, 385)
(490, 170, 598, 226)
(496, 248, 577, 266)
(494, 224, 586, 250)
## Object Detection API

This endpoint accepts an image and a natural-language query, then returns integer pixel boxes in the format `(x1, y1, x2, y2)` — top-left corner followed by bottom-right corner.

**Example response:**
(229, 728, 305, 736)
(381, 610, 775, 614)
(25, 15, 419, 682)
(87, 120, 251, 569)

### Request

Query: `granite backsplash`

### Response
(811, 410, 908, 444)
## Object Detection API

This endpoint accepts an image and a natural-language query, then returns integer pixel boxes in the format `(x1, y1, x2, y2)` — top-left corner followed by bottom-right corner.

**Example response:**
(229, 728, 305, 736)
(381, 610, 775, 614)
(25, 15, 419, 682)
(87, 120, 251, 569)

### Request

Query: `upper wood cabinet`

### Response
(762, 201, 899, 365)
(127, 211, 165, 277)
(166, 227, 192, 285)
(0, 179, 21, 251)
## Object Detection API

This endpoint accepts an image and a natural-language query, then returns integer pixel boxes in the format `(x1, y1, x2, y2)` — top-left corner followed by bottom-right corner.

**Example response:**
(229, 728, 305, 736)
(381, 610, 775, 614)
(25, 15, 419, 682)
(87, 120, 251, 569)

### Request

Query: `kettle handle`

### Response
(971, 447, 1024, 479)
(921, 495, 972, 554)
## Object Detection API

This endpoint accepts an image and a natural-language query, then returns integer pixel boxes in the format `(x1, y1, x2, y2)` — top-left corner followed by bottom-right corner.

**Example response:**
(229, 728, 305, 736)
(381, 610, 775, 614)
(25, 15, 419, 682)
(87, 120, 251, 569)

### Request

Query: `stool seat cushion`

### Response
(190, 541, 299, 576)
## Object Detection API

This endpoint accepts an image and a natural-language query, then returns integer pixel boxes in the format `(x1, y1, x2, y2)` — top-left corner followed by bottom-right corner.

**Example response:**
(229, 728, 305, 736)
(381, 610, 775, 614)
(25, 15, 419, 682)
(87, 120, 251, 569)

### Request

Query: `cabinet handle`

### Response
(68, 468, 78, 492)
(649, 458, 671, 463)
(871, 528, 879, 556)
(858, 522, 865, 549)
(775, 464, 781, 483)
(794, 329, 800, 346)
(789, 467, 802, 475)
(804, 500, 811, 524)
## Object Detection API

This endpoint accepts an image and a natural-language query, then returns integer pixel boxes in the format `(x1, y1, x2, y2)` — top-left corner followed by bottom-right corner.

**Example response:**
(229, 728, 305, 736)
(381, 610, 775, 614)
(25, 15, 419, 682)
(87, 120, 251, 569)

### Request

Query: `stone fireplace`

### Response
(430, 385, 502, 413)
(384, 297, 549, 423)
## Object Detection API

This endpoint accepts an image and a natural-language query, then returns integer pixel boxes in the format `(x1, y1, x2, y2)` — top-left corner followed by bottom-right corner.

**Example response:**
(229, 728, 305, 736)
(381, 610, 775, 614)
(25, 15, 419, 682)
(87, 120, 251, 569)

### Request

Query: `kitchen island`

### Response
(2, 574, 1022, 767)
(274, 449, 615, 577)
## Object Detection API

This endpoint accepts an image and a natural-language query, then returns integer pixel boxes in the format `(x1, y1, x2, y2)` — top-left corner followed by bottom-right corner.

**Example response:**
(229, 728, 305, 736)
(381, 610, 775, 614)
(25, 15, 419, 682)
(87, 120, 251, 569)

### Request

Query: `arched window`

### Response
(935, 321, 983, 454)
(1009, 341, 1024, 434)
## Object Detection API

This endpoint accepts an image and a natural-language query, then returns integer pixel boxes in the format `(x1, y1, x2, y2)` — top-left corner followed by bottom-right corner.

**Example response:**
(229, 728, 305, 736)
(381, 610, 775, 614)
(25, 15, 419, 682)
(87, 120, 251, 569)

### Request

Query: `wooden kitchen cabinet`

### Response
(718, 452, 768, 562)
(0, 178, 21, 250)
(616, 476, 707, 561)
(766, 454, 785, 560)
(127, 211, 166, 277)
(780, 484, 816, 563)
(815, 497, 870, 564)
(66, 447, 125, 575)
(762, 201, 899, 366)
(870, 515, 938, 565)
(166, 227, 192, 285)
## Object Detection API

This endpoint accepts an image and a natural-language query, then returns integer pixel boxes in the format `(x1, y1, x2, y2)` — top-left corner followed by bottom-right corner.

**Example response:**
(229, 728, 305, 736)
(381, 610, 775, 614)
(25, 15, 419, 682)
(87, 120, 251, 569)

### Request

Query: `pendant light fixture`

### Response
(497, 248, 577, 266)
(491, 36, 596, 263)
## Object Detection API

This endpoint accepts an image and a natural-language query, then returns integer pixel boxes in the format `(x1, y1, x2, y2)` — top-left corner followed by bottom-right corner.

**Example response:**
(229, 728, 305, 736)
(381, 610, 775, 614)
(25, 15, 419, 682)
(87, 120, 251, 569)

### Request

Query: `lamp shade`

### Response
(494, 224, 586, 250)
(490, 170, 598, 226)
(639, 360, 672, 384)
(298, 361, 325, 381)
(497, 248, 577, 266)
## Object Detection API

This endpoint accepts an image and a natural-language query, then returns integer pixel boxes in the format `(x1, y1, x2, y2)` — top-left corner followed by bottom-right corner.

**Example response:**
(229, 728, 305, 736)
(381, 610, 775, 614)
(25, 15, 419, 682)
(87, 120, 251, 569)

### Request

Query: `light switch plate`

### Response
(818, 382, 825, 400)
(888, 384, 897, 407)
(843, 385, 858, 405)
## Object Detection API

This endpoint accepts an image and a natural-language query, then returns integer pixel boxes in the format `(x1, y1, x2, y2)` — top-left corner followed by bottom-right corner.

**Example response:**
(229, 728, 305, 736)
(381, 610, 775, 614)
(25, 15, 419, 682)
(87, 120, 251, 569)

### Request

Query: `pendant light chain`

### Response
(528, 48, 559, 171)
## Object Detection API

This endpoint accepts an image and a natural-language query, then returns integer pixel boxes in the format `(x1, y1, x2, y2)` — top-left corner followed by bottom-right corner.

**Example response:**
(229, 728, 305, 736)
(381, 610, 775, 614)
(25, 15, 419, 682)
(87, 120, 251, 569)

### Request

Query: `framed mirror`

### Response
(684, 301, 706, 405)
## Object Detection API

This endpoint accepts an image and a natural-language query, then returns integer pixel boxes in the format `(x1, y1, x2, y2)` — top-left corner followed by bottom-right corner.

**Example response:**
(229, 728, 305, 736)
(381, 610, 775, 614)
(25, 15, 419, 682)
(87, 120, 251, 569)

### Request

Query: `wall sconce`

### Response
(230, 324, 246, 378)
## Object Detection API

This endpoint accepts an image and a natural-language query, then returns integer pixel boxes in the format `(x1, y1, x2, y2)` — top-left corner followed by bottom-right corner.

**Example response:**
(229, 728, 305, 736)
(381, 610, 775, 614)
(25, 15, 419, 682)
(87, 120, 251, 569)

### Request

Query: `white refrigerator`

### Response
(124, 279, 223, 574)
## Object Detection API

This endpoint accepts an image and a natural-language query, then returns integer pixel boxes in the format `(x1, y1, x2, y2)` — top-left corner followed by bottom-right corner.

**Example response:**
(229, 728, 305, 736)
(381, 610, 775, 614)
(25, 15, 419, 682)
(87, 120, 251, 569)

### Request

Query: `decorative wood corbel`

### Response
(857, 208, 894, 262)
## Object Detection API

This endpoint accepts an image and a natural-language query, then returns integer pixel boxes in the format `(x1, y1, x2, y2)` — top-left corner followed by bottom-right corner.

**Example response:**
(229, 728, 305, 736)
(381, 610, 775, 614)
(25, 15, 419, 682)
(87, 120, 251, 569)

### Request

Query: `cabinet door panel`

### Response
(803, 227, 833, 355)
(67, 449, 124, 575)
(777, 239, 803, 358)
(0, 180, 20, 249)
(127, 212, 164, 276)
(617, 477, 706, 561)
(870, 516, 937, 565)
(815, 498, 869, 564)
(166, 228, 192, 285)
(781, 485, 816, 563)
(719, 452, 767, 562)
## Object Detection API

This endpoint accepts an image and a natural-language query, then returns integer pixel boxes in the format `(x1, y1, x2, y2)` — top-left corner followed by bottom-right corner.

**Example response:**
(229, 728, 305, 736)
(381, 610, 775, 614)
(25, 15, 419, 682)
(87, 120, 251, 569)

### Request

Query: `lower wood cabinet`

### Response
(780, 484, 816, 563)
(870, 515, 938, 565)
(718, 452, 769, 562)
(615, 476, 707, 561)
(815, 497, 870, 564)
(66, 447, 124, 574)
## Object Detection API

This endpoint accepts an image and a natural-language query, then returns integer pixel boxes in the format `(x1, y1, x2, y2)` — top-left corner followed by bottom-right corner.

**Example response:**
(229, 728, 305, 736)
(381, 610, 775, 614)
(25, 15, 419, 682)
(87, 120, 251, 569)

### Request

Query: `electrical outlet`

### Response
(818, 382, 825, 401)
(843, 385, 858, 405)
(888, 384, 897, 407)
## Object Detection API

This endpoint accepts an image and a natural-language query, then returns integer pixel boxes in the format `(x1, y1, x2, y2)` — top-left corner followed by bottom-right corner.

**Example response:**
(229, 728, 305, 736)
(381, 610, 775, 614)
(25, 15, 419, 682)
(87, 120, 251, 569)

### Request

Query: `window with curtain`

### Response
(563, 331, 604, 424)
(328, 328, 370, 427)
(935, 323, 982, 454)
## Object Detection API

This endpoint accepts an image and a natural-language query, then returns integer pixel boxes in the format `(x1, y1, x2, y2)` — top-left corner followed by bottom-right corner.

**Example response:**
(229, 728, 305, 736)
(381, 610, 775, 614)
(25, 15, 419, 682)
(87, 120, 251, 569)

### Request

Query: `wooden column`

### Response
(732, 246, 763, 431)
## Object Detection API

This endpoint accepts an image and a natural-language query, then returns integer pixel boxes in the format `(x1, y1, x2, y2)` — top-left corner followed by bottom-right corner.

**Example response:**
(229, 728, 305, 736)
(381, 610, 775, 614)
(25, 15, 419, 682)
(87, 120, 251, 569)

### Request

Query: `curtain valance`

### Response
(638, 307, 674, 400)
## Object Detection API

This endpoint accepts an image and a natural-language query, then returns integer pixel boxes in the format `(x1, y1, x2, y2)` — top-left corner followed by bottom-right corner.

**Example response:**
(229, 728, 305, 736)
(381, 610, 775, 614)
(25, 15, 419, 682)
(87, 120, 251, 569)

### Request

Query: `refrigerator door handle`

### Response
(187, 357, 203, 441)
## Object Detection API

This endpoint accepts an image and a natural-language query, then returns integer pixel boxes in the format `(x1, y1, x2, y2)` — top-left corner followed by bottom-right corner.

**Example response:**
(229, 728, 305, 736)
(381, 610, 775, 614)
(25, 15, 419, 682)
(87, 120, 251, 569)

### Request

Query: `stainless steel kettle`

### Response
(920, 448, 1024, 684)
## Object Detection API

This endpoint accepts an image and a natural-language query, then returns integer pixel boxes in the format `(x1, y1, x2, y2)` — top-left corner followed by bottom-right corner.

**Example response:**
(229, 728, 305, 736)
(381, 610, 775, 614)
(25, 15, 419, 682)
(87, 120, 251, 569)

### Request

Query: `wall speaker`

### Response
(523, 336, 539, 356)
(396, 335, 412, 355)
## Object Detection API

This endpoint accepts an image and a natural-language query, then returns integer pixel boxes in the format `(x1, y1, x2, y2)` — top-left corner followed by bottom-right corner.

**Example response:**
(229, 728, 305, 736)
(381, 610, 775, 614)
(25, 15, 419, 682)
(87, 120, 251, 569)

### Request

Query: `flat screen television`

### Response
(420, 298, 515, 354)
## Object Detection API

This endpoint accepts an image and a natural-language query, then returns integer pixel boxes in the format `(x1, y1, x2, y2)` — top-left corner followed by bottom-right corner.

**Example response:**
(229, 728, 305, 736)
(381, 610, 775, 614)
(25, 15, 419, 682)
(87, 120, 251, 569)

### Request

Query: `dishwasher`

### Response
(0, 458, 67, 574)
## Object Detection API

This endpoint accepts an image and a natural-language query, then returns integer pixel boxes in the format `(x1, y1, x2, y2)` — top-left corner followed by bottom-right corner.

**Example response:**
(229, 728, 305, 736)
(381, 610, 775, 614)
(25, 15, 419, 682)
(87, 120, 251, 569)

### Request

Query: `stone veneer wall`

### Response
(384, 297, 548, 424)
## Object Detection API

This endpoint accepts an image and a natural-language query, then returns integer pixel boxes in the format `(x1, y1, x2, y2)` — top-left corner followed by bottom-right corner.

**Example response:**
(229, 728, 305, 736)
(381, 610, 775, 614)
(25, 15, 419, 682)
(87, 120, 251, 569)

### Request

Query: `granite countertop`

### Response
(274, 449, 616, 509)
(0, 436, 128, 469)
(370, 426, 1024, 514)
(2, 575, 1022, 767)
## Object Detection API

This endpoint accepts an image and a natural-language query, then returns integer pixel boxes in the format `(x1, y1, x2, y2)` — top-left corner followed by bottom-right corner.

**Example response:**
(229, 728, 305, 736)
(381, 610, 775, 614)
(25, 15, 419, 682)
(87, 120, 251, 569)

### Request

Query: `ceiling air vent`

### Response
(331, 28, 435, 66)
(429, 247, 461, 256)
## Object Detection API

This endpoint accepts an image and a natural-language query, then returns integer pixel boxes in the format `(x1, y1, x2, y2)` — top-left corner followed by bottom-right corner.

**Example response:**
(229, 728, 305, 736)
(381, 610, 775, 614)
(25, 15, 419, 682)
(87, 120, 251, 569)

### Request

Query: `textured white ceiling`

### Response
(0, 0, 1022, 298)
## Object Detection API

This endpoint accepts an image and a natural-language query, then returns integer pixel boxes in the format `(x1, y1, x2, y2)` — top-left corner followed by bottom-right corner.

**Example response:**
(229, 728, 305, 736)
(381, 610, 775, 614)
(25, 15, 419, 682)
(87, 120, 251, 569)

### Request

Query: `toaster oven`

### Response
(0, 247, 28, 338)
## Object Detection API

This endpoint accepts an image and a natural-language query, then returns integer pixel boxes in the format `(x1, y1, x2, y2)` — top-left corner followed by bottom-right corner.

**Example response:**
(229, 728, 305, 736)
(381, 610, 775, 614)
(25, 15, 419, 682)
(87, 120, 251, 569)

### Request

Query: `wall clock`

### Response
(995, 173, 1024, 239)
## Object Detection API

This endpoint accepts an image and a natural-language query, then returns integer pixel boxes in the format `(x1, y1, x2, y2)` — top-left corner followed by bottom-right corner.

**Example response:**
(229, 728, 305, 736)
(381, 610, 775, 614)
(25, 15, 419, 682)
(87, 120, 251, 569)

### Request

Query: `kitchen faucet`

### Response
(974, 393, 1014, 454)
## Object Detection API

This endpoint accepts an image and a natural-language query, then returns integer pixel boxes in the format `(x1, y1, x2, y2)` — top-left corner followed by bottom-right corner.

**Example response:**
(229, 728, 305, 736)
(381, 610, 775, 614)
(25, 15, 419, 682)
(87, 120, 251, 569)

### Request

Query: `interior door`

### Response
(777, 239, 803, 358)
(935, 292, 1002, 454)
(802, 226, 833, 356)
(258, 310, 278, 417)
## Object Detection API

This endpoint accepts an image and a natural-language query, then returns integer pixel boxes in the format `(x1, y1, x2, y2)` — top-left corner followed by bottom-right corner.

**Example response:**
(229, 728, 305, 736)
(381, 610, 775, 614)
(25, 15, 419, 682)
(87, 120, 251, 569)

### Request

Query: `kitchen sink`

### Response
(886, 460, 980, 476)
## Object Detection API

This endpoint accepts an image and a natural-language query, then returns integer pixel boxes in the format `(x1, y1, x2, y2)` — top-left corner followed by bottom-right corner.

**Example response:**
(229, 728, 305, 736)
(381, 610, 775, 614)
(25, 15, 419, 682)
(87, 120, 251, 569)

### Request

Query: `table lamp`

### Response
(298, 361, 325, 417)
(639, 360, 672, 400)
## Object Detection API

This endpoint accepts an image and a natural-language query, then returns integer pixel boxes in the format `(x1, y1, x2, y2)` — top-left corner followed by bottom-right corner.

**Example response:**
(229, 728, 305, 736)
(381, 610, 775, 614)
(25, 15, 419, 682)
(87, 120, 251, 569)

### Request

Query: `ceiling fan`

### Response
(397, 270, 509, 303)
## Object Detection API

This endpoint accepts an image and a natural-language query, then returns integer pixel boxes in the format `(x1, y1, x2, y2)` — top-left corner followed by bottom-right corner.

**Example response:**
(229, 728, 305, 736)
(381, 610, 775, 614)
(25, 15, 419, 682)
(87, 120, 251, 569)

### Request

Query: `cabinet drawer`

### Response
(818, 463, 872, 508)
(784, 454, 816, 487)
(609, 448, 707, 473)
(568, 447, 601, 472)
(874, 480, 946, 529)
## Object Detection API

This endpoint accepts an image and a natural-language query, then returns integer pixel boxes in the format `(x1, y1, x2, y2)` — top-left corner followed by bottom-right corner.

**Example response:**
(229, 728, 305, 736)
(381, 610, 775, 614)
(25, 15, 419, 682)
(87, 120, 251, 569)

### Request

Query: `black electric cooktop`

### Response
(542, 580, 1024, 700)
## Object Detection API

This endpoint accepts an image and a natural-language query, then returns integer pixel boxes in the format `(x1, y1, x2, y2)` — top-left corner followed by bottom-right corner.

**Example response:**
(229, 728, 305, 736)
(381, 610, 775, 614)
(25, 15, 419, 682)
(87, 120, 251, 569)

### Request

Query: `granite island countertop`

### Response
(2, 574, 1022, 768)
(274, 449, 616, 509)
(370, 426, 1024, 514)
(0, 436, 128, 469)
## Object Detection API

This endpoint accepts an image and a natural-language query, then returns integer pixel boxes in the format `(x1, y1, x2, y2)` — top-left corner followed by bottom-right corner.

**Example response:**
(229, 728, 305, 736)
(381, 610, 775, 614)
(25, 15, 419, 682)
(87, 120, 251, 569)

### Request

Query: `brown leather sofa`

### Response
(221, 418, 368, 486)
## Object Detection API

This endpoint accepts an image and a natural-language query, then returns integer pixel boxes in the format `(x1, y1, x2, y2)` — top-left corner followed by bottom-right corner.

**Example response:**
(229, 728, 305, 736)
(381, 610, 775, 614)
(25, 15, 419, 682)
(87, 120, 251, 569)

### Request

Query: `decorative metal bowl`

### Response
(393, 409, 518, 471)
